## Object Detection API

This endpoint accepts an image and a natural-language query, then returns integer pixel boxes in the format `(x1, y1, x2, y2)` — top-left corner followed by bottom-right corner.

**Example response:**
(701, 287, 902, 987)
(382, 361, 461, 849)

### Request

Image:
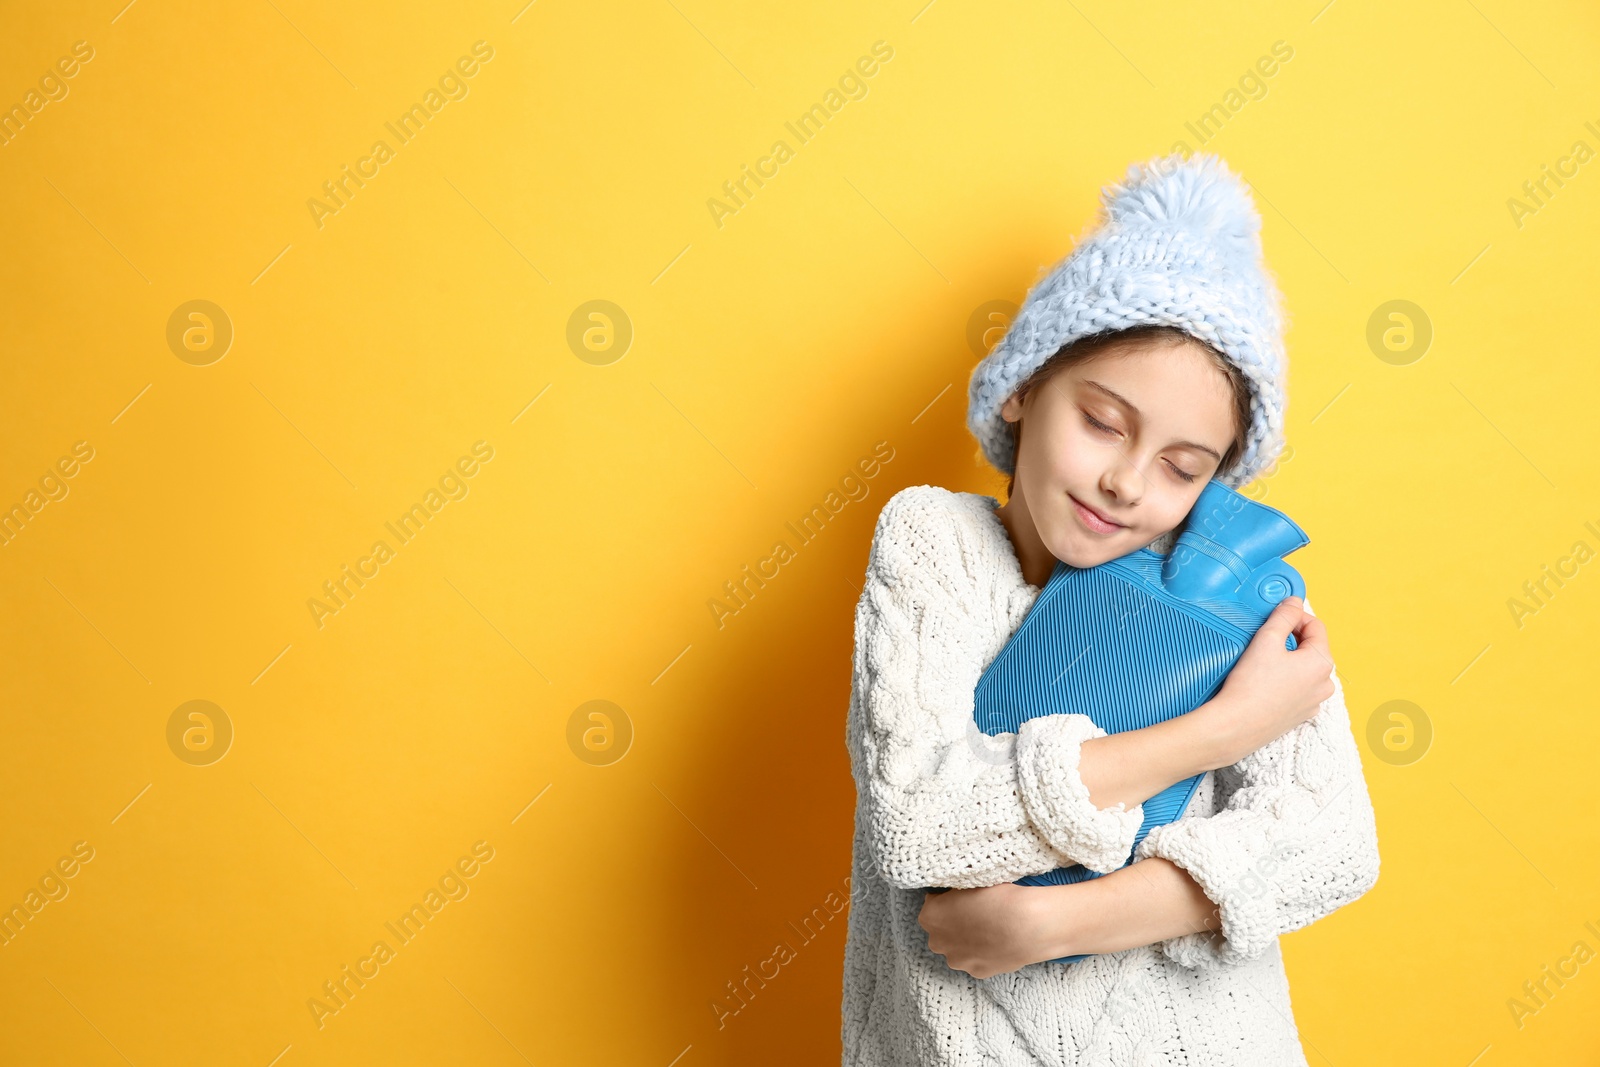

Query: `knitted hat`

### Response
(967, 151, 1290, 490)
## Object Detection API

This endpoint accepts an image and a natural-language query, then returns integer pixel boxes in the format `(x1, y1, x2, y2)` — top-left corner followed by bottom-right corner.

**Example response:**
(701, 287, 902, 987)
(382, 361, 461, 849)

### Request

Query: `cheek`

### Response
(1150, 488, 1204, 534)
(1023, 419, 1093, 486)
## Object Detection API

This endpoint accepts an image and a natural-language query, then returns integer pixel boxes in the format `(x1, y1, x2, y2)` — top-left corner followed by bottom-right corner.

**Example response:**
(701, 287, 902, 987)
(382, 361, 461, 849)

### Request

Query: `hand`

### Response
(917, 883, 1066, 978)
(1199, 595, 1335, 768)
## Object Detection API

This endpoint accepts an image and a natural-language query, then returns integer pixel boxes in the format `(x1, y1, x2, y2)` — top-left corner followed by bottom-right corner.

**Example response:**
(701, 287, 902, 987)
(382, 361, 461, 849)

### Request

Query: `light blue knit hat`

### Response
(967, 151, 1290, 490)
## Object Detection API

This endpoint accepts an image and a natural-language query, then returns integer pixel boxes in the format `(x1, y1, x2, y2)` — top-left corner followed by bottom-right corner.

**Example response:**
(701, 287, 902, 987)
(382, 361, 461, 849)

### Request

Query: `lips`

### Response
(1070, 494, 1125, 534)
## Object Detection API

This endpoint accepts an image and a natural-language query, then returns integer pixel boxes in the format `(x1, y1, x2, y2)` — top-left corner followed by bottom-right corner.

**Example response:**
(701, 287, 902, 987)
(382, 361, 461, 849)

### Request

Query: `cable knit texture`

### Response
(965, 152, 1291, 490)
(1014, 714, 1145, 875)
(842, 485, 1381, 1066)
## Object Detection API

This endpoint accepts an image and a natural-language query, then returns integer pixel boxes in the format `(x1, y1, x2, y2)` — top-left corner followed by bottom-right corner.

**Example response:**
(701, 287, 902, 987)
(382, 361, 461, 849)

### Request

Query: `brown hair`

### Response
(1003, 324, 1253, 499)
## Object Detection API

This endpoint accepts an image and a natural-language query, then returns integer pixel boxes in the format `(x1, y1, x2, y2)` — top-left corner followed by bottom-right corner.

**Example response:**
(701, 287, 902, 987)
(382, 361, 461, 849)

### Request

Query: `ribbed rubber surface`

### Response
(972, 558, 1250, 963)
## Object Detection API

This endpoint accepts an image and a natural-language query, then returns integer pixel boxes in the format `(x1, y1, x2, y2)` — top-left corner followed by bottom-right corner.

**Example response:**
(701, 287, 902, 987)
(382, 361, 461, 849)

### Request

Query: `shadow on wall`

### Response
(635, 292, 1013, 1061)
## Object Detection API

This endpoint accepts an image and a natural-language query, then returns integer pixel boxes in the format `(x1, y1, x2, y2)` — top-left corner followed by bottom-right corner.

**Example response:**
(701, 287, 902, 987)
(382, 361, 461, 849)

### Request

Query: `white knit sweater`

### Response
(841, 485, 1380, 1066)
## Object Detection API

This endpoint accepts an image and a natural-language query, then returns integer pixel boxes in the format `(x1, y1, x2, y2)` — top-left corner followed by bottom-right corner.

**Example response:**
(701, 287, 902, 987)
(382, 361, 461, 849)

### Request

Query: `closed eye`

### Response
(1085, 411, 1198, 483)
(1082, 411, 1118, 436)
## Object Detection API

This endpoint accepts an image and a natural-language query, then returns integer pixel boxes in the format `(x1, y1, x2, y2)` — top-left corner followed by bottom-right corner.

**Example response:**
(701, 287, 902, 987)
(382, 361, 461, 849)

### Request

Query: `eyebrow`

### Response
(1082, 379, 1225, 461)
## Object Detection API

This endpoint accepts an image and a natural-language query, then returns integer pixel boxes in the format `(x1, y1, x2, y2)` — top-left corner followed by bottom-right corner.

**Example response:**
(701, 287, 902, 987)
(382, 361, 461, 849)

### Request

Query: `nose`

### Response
(1099, 452, 1146, 508)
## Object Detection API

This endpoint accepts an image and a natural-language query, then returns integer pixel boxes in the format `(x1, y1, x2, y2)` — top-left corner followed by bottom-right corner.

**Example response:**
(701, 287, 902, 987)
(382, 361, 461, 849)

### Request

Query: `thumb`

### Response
(1260, 595, 1305, 640)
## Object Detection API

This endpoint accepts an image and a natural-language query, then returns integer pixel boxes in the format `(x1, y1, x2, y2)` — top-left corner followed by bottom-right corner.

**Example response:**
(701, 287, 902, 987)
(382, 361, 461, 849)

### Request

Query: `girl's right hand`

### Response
(1198, 596, 1336, 769)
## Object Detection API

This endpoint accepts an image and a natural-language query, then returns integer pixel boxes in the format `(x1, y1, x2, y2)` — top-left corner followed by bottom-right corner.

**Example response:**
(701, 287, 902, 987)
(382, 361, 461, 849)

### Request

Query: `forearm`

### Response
(1036, 858, 1221, 960)
(1126, 665, 1383, 970)
(1075, 698, 1237, 813)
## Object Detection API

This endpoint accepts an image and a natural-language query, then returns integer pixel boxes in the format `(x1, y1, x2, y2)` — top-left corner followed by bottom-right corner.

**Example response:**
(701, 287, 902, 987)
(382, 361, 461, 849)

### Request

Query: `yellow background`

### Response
(2, 0, 1598, 1063)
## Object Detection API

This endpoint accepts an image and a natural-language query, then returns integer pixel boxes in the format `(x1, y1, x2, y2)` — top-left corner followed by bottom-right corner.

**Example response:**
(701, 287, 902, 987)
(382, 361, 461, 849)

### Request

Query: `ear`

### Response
(999, 389, 1025, 423)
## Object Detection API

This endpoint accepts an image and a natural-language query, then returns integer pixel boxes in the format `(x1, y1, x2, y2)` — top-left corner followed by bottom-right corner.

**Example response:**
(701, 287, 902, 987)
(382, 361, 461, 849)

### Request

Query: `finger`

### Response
(1260, 595, 1305, 641)
(1292, 614, 1335, 669)
(1294, 614, 1330, 655)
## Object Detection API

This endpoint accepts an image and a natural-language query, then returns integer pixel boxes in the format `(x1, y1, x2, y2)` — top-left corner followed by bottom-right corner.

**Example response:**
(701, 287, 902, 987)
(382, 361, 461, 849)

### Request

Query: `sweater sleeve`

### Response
(1130, 597, 1382, 969)
(846, 486, 1146, 890)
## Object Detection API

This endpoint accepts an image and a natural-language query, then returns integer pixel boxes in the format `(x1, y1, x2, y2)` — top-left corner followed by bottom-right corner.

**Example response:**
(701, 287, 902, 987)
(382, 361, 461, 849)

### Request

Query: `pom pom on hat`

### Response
(1102, 153, 1262, 266)
(966, 151, 1290, 490)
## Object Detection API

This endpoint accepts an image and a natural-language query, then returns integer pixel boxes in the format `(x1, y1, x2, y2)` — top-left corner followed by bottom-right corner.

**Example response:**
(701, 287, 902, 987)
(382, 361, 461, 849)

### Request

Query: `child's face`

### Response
(999, 339, 1239, 569)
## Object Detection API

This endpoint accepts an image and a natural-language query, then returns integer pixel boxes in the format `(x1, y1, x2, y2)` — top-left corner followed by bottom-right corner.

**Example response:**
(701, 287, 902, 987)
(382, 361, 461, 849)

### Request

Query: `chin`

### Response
(1050, 531, 1124, 570)
(1073, 546, 1125, 569)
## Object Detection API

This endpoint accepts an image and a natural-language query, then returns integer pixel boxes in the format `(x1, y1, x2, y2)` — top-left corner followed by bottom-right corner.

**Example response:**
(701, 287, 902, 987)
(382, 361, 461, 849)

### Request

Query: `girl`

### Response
(841, 153, 1381, 1066)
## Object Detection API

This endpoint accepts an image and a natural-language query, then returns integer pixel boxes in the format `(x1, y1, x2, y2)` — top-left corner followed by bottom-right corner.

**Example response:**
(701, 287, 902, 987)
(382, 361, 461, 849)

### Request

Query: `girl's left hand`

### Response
(917, 883, 1070, 978)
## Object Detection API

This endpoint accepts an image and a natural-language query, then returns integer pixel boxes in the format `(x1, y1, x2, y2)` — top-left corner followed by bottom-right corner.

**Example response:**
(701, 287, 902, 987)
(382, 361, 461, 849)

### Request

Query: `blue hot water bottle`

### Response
(970, 477, 1311, 964)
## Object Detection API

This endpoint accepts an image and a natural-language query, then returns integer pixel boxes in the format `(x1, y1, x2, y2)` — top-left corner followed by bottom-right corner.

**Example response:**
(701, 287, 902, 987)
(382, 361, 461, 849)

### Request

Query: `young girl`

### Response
(841, 153, 1381, 1066)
